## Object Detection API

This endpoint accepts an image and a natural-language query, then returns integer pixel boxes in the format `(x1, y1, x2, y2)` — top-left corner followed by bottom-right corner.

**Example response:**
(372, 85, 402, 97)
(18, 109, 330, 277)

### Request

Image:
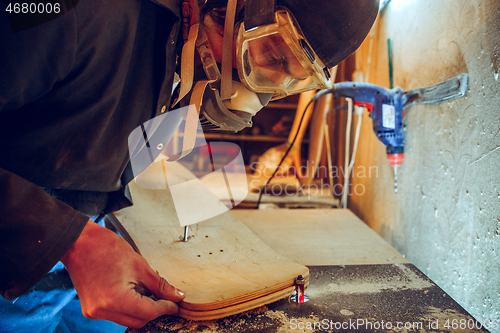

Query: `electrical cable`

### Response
(349, 108, 363, 173)
(255, 98, 315, 209)
(324, 104, 348, 205)
(323, 122, 334, 198)
(341, 104, 363, 208)
(341, 98, 353, 208)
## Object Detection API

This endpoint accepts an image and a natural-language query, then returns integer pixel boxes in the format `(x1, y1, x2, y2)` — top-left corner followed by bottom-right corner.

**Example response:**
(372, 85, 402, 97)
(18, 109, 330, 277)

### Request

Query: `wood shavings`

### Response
(127, 304, 324, 333)
(127, 306, 271, 333)
(265, 310, 321, 333)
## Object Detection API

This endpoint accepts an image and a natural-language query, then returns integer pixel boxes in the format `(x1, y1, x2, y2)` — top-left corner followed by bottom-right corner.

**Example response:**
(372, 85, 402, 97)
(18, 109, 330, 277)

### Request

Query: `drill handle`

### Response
(313, 82, 405, 153)
(313, 82, 396, 113)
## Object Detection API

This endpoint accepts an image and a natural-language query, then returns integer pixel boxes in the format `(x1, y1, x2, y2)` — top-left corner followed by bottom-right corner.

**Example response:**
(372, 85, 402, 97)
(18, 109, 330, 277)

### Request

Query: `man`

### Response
(0, 0, 378, 331)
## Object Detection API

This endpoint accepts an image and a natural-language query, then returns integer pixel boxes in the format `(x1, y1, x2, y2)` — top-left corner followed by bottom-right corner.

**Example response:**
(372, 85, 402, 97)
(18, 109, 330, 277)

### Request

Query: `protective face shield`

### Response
(236, 8, 332, 101)
(174, 0, 379, 132)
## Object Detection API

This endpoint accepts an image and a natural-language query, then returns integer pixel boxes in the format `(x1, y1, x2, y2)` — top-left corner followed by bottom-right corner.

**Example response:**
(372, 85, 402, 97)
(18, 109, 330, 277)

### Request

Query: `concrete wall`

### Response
(349, 0, 500, 328)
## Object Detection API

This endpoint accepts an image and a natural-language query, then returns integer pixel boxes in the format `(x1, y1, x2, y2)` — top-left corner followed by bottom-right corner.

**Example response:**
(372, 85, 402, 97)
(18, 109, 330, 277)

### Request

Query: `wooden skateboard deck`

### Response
(112, 160, 309, 320)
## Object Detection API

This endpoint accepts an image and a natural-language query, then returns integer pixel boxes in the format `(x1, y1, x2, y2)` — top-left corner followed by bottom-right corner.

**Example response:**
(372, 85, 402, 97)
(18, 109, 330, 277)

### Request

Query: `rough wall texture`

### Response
(349, 0, 500, 329)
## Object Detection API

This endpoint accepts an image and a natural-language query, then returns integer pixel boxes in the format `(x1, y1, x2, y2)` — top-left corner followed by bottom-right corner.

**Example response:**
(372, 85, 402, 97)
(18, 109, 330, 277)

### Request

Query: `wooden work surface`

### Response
(127, 209, 488, 333)
(233, 209, 407, 266)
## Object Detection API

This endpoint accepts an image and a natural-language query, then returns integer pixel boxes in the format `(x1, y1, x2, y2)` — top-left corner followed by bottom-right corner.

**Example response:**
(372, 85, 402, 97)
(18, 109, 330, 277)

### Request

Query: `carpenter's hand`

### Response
(61, 220, 185, 328)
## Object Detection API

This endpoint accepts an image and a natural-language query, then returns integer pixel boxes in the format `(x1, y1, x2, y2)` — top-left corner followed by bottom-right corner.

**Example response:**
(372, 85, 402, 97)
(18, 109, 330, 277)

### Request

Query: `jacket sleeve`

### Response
(0, 169, 89, 300)
(0, 4, 88, 300)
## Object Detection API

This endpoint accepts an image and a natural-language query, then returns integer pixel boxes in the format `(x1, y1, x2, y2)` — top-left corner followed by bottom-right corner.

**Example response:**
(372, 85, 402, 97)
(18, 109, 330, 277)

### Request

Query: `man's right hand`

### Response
(61, 220, 186, 328)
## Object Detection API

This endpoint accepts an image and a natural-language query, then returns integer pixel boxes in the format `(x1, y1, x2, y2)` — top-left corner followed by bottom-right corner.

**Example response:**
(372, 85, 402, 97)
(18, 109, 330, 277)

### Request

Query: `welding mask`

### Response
(174, 0, 379, 132)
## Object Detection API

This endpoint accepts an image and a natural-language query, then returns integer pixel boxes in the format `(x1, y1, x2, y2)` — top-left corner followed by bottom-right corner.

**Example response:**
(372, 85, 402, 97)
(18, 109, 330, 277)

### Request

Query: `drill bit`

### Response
(393, 165, 398, 194)
(180, 226, 190, 242)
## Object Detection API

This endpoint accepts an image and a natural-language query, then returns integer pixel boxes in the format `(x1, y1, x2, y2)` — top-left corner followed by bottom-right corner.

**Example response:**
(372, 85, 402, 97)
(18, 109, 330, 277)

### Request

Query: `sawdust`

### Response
(183, 306, 270, 332)
(128, 305, 324, 333)
(265, 310, 321, 332)
(419, 305, 485, 331)
(127, 306, 270, 333)
(307, 263, 433, 298)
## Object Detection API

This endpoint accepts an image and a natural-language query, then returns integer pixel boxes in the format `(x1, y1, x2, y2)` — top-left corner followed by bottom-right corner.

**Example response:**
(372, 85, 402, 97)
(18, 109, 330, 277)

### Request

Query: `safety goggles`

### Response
(236, 9, 332, 100)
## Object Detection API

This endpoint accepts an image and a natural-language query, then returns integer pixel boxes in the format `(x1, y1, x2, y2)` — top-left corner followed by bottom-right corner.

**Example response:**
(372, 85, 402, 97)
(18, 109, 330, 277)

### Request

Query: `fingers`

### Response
(139, 262, 186, 303)
(129, 287, 181, 318)
(81, 286, 181, 328)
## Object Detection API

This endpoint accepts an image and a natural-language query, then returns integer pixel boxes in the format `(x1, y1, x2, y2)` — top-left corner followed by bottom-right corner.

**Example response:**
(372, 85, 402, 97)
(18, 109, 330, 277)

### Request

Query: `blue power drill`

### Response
(312, 73, 469, 194)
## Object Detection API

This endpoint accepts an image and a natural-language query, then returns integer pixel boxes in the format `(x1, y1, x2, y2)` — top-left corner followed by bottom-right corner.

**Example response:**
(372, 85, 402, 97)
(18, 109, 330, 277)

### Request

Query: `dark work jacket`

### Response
(0, 0, 180, 300)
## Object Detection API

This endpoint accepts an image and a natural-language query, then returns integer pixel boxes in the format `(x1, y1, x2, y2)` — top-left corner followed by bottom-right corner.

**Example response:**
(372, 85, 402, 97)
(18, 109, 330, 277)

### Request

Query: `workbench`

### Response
(126, 209, 489, 333)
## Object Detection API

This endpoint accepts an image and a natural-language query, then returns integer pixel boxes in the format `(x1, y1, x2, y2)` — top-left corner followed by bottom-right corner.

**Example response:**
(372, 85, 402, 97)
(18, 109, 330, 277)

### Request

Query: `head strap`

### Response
(220, 0, 238, 100)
